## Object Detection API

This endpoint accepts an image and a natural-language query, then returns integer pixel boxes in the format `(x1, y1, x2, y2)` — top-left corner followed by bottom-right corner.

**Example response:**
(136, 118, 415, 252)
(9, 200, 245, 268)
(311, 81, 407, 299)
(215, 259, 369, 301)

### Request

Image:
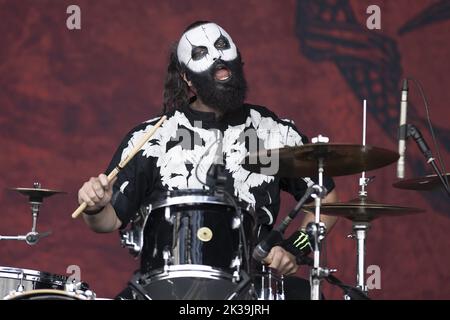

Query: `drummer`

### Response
(77, 21, 338, 299)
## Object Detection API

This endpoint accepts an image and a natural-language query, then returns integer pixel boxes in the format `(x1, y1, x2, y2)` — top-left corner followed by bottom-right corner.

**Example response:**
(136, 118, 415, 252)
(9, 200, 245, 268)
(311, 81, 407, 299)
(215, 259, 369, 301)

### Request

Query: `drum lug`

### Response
(164, 207, 174, 224)
(163, 249, 173, 274)
(230, 256, 241, 282)
(16, 271, 25, 292)
(231, 216, 241, 229)
(65, 281, 96, 300)
(119, 228, 142, 256)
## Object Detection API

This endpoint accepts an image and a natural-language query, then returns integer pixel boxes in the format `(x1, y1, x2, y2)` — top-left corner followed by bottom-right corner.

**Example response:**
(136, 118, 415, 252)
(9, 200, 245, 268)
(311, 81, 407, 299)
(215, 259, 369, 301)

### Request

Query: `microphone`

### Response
(252, 185, 322, 262)
(397, 79, 409, 179)
(252, 228, 284, 262)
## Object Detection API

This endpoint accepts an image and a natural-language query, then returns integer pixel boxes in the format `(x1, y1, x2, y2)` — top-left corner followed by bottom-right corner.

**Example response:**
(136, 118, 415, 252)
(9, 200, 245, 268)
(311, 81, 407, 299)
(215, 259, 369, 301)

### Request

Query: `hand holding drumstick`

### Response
(72, 115, 167, 219)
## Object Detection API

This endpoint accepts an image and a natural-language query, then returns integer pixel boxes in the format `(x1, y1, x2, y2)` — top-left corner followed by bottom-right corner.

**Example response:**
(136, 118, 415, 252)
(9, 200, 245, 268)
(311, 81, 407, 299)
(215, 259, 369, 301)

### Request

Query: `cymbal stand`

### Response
(351, 174, 373, 294)
(0, 182, 51, 245)
(349, 100, 372, 294)
(307, 135, 336, 300)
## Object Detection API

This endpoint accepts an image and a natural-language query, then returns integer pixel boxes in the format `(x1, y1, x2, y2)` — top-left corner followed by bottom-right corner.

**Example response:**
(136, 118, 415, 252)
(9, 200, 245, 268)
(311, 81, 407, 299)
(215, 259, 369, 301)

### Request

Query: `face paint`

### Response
(177, 23, 238, 73)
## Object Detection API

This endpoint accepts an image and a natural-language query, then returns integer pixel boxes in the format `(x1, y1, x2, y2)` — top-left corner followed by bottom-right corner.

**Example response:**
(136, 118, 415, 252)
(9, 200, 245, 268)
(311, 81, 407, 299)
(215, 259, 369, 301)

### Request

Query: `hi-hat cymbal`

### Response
(10, 187, 66, 203)
(304, 197, 424, 222)
(393, 173, 450, 191)
(243, 143, 399, 177)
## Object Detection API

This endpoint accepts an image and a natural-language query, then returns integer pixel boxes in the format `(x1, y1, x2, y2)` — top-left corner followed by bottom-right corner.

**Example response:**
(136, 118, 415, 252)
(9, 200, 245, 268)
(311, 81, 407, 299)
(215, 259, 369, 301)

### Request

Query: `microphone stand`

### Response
(406, 124, 450, 196)
(325, 274, 371, 300)
(252, 184, 324, 262)
(297, 256, 369, 300)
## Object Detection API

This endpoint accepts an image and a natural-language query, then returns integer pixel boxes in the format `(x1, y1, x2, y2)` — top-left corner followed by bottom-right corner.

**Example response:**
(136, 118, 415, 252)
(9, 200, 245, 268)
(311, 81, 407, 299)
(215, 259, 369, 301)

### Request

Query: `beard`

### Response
(185, 56, 247, 114)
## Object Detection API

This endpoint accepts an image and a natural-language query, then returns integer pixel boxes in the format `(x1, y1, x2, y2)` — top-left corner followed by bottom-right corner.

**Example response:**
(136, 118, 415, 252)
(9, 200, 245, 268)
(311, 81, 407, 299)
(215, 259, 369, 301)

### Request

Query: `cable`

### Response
(194, 135, 222, 187)
(193, 135, 251, 274)
(408, 77, 449, 189)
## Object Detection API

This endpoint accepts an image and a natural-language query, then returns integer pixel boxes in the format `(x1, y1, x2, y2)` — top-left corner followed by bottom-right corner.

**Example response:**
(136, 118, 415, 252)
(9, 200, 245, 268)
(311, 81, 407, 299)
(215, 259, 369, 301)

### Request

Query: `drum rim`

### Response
(136, 264, 235, 283)
(0, 266, 67, 284)
(3, 289, 87, 300)
(149, 195, 235, 211)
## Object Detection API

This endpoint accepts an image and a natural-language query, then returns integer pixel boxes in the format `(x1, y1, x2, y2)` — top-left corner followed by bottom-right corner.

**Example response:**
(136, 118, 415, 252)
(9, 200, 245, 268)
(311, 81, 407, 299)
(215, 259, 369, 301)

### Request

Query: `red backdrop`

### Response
(0, 0, 449, 299)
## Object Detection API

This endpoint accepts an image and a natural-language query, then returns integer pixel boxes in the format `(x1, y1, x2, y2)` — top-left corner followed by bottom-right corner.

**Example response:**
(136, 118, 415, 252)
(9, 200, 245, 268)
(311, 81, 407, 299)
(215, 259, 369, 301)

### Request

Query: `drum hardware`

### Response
(303, 137, 336, 301)
(120, 204, 151, 256)
(164, 206, 173, 224)
(393, 173, 450, 191)
(256, 266, 285, 300)
(230, 256, 242, 281)
(325, 273, 370, 300)
(306, 192, 424, 296)
(64, 280, 96, 299)
(162, 248, 172, 274)
(3, 288, 96, 300)
(0, 182, 65, 245)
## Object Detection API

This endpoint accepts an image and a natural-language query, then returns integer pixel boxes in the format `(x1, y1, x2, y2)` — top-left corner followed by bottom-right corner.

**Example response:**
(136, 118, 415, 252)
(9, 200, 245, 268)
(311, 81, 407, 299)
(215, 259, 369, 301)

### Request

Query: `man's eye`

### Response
(191, 46, 208, 61)
(214, 36, 230, 50)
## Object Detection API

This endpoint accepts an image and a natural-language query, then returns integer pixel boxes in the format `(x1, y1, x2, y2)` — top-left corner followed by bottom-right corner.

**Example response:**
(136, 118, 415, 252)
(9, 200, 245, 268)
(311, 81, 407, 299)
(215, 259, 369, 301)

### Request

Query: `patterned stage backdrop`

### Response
(0, 0, 449, 299)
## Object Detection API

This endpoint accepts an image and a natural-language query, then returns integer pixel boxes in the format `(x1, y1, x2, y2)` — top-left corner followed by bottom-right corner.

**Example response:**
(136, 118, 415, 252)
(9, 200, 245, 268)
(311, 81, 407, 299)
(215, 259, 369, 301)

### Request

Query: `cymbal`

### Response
(243, 143, 399, 177)
(10, 187, 66, 202)
(304, 197, 424, 222)
(393, 173, 450, 191)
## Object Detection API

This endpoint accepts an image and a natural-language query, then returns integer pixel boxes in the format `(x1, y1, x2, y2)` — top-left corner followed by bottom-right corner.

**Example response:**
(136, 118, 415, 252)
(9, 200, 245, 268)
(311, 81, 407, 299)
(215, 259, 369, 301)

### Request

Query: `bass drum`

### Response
(0, 266, 67, 299)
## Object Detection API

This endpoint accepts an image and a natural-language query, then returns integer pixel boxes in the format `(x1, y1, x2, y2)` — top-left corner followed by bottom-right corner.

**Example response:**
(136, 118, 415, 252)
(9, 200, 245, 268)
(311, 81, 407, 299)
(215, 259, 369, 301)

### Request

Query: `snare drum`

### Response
(123, 189, 255, 300)
(0, 266, 67, 299)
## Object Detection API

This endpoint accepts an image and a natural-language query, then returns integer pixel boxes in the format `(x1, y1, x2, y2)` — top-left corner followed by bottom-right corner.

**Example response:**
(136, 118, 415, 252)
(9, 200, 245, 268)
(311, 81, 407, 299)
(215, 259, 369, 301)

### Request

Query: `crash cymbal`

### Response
(10, 187, 66, 203)
(393, 173, 450, 191)
(304, 197, 424, 222)
(243, 143, 399, 177)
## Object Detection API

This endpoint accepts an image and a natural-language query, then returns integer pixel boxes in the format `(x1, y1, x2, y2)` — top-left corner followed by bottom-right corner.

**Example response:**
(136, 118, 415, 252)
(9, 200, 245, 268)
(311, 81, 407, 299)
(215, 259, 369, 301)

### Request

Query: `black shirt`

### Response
(106, 103, 335, 234)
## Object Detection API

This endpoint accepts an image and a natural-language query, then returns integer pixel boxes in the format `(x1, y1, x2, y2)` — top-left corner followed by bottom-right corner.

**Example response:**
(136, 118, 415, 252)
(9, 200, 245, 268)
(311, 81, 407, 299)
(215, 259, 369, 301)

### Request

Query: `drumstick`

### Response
(71, 115, 167, 219)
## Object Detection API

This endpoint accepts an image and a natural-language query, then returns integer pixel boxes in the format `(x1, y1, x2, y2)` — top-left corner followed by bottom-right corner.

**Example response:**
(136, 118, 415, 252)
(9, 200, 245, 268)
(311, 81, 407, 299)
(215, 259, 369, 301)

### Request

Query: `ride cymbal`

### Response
(243, 143, 399, 177)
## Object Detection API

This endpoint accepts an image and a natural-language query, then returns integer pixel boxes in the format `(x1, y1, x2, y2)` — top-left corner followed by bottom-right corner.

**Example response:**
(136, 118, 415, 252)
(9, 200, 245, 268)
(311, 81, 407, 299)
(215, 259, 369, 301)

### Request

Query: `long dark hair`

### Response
(162, 43, 188, 113)
(162, 21, 212, 113)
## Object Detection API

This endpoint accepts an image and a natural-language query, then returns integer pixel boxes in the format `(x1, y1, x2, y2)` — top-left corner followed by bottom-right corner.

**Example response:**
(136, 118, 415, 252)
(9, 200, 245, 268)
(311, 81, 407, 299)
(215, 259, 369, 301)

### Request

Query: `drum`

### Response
(3, 289, 95, 300)
(124, 189, 255, 300)
(0, 266, 68, 299)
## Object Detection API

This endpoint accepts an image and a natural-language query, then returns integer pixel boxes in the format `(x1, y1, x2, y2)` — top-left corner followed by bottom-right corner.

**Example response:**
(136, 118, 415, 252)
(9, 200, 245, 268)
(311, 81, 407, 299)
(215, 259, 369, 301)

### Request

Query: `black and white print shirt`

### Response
(106, 103, 335, 232)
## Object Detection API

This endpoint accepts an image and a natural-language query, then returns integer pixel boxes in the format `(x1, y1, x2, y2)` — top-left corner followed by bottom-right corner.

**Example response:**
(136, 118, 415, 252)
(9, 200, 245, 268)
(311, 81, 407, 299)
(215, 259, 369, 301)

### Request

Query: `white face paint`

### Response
(177, 23, 238, 73)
